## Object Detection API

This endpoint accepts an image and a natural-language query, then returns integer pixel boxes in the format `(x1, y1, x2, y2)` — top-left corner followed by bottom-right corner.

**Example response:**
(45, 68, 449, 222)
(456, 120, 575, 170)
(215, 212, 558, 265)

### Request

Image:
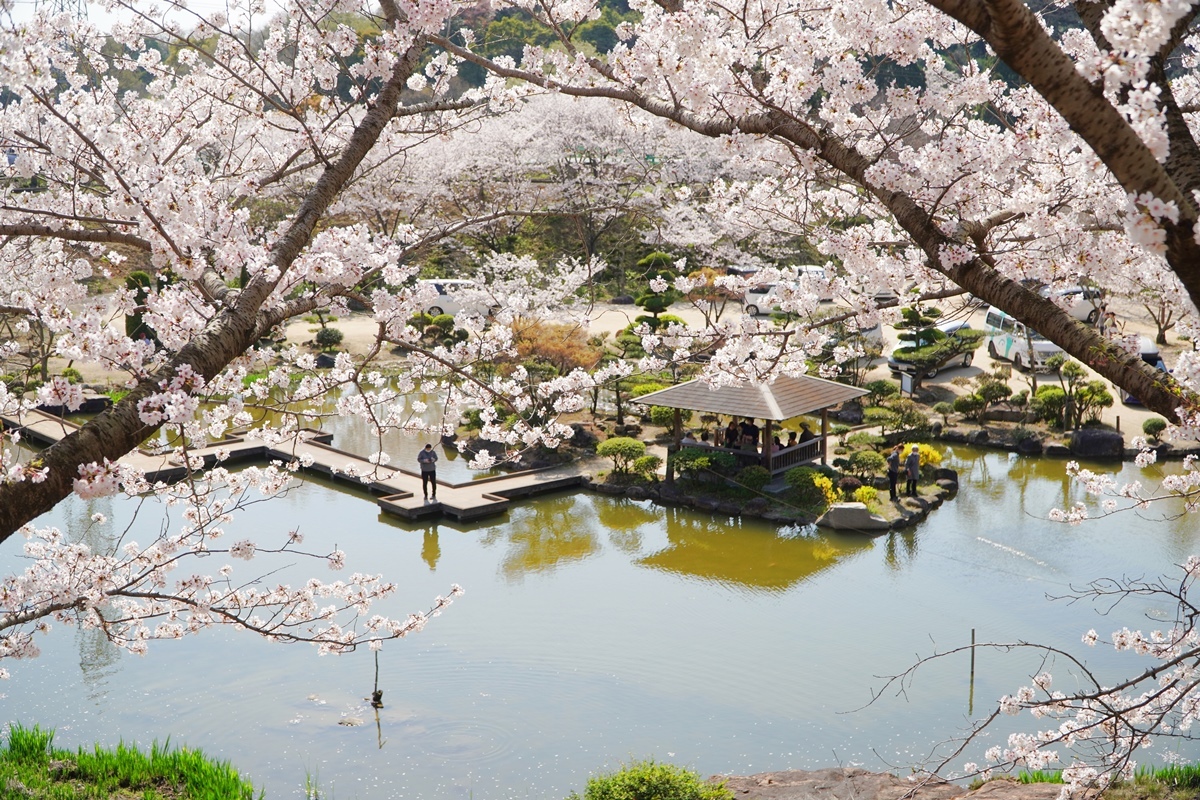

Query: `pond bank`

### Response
(581, 469, 959, 532)
(715, 769, 1059, 800)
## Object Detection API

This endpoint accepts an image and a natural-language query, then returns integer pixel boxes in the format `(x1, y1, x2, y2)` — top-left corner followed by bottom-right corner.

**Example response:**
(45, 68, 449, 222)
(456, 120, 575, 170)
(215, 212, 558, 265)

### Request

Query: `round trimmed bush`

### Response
(846, 449, 887, 478)
(837, 475, 863, 495)
(1142, 417, 1168, 440)
(315, 326, 344, 350)
(632, 454, 663, 478)
(596, 437, 646, 474)
(649, 405, 692, 427)
(736, 465, 771, 492)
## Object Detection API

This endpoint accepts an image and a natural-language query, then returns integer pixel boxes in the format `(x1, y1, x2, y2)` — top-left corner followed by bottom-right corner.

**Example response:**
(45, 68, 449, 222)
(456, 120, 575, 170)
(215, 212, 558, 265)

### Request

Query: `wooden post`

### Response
(820, 408, 829, 466)
(667, 407, 682, 485)
(763, 418, 773, 470)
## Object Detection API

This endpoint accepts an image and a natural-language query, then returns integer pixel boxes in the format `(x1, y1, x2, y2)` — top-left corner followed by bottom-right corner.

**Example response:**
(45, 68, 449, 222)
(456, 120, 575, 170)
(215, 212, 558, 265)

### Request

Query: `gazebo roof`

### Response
(631, 374, 868, 421)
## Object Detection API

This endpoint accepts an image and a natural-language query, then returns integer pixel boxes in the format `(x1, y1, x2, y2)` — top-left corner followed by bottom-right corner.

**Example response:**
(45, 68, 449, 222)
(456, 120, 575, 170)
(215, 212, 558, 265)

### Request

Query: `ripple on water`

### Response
(403, 717, 514, 762)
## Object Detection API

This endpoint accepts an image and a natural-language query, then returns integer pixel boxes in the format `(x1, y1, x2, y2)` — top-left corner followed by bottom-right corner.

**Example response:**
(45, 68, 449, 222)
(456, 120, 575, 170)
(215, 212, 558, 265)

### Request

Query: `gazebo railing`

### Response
(766, 439, 821, 474)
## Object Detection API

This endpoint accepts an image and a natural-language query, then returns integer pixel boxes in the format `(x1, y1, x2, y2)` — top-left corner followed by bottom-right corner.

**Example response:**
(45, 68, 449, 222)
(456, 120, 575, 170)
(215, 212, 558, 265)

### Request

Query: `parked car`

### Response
(416, 279, 484, 316)
(1040, 285, 1106, 323)
(983, 306, 1064, 371)
(887, 319, 982, 379)
(742, 266, 832, 314)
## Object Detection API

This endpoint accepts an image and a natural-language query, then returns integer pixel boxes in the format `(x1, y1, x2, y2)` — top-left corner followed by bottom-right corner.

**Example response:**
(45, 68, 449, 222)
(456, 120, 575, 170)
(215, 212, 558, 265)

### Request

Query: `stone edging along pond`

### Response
(579, 469, 960, 533)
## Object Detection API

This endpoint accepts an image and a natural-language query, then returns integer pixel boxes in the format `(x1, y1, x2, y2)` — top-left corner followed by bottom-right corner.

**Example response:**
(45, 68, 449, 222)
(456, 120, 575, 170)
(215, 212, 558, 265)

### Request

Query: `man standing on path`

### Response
(418, 443, 439, 501)
(904, 445, 921, 498)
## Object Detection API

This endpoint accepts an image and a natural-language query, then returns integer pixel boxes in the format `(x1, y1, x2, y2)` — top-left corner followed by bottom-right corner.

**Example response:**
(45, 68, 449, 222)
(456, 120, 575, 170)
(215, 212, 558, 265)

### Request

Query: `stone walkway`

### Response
(2, 409, 585, 522)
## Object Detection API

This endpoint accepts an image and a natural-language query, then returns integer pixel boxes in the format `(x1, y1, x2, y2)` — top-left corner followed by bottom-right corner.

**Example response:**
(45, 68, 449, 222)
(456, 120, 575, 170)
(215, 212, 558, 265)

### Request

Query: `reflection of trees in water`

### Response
(480, 495, 599, 581)
(596, 498, 662, 555)
(638, 514, 874, 592)
(76, 624, 121, 703)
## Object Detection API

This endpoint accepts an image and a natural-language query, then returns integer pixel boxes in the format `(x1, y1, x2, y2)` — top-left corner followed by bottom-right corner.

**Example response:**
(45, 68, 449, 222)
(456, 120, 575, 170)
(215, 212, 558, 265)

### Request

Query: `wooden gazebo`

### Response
(632, 374, 869, 477)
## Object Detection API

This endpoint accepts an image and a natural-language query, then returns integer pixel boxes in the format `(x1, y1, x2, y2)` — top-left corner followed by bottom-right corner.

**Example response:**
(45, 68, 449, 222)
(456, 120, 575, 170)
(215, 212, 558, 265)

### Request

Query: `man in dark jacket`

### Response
(418, 443, 438, 501)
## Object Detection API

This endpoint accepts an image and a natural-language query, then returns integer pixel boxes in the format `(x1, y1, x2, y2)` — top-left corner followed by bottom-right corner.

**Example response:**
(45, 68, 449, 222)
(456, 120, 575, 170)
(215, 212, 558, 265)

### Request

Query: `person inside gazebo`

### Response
(739, 417, 760, 450)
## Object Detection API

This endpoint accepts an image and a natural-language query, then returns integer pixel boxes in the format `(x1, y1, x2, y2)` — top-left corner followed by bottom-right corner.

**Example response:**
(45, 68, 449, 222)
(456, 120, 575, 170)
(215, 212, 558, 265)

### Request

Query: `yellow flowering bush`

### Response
(901, 443, 942, 469)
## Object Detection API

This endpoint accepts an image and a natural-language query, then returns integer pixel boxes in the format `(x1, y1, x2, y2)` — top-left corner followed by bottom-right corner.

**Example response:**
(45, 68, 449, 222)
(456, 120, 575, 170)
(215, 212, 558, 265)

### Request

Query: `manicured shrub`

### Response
(932, 401, 954, 424)
(60, 367, 83, 384)
(864, 379, 900, 406)
(862, 407, 895, 426)
(631, 454, 663, 478)
(596, 437, 646, 474)
(630, 383, 667, 398)
(735, 465, 771, 491)
(785, 466, 836, 509)
(846, 449, 887, 478)
(1143, 417, 1168, 439)
(952, 393, 984, 418)
(568, 762, 734, 800)
(649, 405, 692, 427)
(846, 431, 884, 449)
(315, 326, 344, 350)
(669, 447, 737, 479)
(852, 485, 880, 510)
(837, 475, 863, 495)
(1031, 385, 1067, 426)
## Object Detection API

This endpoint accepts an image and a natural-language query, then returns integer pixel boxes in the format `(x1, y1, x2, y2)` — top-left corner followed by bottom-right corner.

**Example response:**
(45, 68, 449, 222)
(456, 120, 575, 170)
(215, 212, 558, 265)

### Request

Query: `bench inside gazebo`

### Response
(632, 374, 869, 478)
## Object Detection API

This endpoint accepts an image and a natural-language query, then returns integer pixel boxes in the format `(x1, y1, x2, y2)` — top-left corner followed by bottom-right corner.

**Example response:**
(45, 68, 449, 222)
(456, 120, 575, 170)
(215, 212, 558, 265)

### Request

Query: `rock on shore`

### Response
(715, 769, 1062, 800)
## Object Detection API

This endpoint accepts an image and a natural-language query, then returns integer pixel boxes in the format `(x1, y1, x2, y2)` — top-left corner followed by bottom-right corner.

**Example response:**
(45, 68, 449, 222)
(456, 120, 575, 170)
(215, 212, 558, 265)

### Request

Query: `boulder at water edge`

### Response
(1069, 427, 1124, 459)
(817, 502, 890, 532)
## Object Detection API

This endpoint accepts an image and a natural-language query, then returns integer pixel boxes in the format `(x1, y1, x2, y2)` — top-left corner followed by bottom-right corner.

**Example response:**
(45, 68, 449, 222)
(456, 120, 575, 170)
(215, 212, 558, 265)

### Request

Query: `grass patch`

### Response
(0, 723, 261, 799)
(1007, 764, 1200, 800)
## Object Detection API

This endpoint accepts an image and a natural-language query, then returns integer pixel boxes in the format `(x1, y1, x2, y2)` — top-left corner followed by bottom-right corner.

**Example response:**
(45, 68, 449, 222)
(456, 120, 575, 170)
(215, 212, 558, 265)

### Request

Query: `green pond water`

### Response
(4, 444, 1199, 799)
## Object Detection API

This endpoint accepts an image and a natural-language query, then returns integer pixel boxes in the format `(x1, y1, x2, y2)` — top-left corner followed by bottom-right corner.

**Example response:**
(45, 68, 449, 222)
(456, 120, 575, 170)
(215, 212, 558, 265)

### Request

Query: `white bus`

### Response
(983, 306, 1064, 371)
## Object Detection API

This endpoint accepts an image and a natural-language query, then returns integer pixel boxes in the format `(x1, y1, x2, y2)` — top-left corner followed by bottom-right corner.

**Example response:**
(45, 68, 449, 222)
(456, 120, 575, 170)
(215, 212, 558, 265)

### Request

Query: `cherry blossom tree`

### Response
(429, 0, 1200, 426)
(420, 0, 1200, 788)
(0, 0, 611, 675)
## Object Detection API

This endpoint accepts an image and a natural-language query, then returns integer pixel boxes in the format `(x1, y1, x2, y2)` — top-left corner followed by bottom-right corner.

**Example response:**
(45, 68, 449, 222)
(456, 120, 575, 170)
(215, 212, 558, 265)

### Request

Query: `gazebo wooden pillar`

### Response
(820, 408, 829, 466)
(762, 419, 774, 471)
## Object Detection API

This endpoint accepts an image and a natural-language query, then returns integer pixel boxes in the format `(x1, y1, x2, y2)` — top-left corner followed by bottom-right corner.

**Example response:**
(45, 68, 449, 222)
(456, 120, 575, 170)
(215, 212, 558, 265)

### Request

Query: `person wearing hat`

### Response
(904, 444, 921, 497)
(797, 422, 815, 443)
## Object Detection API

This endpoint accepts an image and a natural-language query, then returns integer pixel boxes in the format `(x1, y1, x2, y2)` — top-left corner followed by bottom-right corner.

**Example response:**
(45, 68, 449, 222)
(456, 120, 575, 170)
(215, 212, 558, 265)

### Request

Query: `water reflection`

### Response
(479, 494, 600, 580)
(11, 445, 1200, 800)
(76, 625, 120, 704)
(883, 530, 918, 572)
(639, 513, 875, 592)
(596, 498, 662, 554)
(421, 528, 441, 571)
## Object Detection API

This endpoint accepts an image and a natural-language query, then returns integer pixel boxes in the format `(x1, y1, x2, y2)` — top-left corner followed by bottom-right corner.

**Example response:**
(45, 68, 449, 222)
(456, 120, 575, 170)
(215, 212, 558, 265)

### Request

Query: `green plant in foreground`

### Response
(567, 759, 732, 800)
(0, 723, 261, 799)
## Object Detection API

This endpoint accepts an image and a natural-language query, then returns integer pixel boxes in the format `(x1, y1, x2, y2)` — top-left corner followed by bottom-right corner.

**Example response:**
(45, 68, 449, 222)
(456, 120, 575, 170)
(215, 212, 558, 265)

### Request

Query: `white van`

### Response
(983, 306, 1064, 371)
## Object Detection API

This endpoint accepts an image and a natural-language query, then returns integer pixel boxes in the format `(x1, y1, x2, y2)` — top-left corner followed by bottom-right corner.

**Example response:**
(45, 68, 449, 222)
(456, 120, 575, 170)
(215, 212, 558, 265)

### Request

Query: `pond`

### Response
(4, 444, 1198, 799)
